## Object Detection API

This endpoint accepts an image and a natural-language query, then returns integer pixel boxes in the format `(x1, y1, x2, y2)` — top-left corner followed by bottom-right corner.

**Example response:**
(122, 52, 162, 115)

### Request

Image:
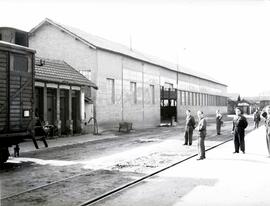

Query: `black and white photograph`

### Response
(1, 0, 270, 205)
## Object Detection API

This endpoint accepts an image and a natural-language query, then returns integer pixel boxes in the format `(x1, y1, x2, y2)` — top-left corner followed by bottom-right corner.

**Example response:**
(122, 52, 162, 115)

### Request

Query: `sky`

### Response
(1, 0, 270, 97)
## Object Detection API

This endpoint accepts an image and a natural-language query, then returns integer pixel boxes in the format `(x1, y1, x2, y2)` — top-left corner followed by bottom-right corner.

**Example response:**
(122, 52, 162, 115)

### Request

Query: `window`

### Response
(181, 91, 185, 105)
(0, 33, 2, 40)
(179, 91, 182, 105)
(14, 54, 28, 72)
(106, 78, 115, 104)
(15, 32, 28, 47)
(150, 84, 155, 104)
(194, 93, 197, 106)
(187, 92, 190, 105)
(79, 69, 91, 80)
(130, 82, 137, 104)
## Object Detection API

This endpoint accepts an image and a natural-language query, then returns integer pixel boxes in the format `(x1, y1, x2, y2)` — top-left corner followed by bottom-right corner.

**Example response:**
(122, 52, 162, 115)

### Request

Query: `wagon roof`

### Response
(0, 40, 35, 53)
(30, 18, 227, 87)
(35, 57, 98, 89)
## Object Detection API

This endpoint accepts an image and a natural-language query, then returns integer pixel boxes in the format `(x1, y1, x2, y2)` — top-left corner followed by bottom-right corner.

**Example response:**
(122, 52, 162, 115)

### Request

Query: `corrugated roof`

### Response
(30, 18, 227, 87)
(35, 57, 98, 89)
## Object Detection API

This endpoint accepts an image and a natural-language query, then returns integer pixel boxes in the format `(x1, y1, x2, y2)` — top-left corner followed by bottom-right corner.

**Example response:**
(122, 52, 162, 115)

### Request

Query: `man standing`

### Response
(216, 110, 223, 135)
(197, 111, 207, 160)
(253, 108, 261, 129)
(260, 106, 270, 157)
(183, 110, 196, 146)
(232, 107, 248, 154)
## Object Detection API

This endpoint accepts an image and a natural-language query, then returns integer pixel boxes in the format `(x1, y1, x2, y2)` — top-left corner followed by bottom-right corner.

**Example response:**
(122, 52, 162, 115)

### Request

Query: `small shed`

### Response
(34, 57, 97, 136)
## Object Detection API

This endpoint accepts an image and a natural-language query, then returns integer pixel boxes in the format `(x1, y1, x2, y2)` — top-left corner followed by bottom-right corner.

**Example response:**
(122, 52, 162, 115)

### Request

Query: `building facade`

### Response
(34, 57, 97, 135)
(29, 18, 227, 130)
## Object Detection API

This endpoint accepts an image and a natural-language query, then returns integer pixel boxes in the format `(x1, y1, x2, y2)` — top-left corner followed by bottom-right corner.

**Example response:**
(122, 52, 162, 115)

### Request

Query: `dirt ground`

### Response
(0, 116, 254, 206)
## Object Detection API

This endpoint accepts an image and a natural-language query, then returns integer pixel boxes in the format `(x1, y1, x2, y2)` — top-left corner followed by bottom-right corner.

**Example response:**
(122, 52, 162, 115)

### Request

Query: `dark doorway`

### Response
(60, 89, 69, 134)
(47, 88, 56, 125)
(34, 87, 44, 121)
(160, 87, 177, 123)
(72, 90, 80, 133)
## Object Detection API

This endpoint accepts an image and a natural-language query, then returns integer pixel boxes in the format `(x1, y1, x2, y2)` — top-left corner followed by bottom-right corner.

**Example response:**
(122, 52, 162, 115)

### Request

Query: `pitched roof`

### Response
(30, 18, 227, 87)
(35, 57, 98, 89)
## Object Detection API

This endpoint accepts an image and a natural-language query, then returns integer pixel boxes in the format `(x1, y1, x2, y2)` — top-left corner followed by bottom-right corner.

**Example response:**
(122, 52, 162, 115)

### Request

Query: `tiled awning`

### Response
(35, 57, 98, 89)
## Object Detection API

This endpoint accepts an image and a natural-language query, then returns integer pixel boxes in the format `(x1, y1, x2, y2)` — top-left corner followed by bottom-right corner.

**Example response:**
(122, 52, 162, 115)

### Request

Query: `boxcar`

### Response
(0, 40, 35, 163)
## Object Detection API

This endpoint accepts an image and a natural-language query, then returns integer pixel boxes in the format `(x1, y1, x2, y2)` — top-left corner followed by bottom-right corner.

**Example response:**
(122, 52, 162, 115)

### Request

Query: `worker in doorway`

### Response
(232, 107, 248, 154)
(197, 111, 207, 160)
(216, 110, 223, 135)
(183, 110, 196, 146)
(253, 108, 261, 129)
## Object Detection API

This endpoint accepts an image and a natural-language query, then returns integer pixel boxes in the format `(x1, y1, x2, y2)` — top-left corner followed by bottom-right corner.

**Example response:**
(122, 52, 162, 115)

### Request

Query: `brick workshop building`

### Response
(29, 18, 228, 131)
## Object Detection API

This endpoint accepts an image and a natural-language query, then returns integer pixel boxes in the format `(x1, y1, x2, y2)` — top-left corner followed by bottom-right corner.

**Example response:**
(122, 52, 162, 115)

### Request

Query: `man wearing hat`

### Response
(232, 107, 248, 154)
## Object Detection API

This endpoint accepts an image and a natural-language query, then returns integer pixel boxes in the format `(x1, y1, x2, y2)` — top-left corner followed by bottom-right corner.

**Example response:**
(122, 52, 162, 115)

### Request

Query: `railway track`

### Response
(1, 120, 253, 205)
(77, 137, 234, 206)
(1, 135, 233, 204)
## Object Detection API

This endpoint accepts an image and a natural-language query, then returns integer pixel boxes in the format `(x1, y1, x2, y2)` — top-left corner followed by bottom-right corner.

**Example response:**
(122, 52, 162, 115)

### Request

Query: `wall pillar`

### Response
(43, 84, 47, 122)
(68, 86, 73, 135)
(56, 85, 61, 136)
(80, 88, 85, 133)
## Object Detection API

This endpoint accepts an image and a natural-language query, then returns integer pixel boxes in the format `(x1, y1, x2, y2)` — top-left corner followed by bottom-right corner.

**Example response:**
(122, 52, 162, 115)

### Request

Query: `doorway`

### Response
(47, 88, 56, 125)
(160, 86, 177, 123)
(72, 90, 80, 133)
(60, 89, 69, 134)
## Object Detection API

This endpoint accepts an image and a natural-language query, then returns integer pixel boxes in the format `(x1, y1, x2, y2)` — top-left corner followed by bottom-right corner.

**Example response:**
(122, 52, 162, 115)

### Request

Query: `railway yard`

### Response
(0, 116, 254, 206)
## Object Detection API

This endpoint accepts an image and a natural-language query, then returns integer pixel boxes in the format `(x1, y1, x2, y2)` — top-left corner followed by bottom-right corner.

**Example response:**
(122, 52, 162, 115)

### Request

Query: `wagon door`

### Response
(9, 53, 33, 132)
(0, 51, 8, 133)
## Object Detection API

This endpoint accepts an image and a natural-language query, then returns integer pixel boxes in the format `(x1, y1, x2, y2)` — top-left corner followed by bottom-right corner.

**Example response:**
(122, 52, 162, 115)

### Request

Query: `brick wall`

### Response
(29, 23, 227, 131)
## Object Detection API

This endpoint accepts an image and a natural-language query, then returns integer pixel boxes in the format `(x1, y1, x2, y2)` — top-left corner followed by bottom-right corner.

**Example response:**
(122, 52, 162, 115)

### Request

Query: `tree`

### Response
(237, 95, 241, 102)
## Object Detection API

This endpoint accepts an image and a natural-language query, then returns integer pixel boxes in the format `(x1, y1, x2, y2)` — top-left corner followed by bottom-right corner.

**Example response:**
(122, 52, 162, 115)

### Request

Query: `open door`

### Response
(160, 86, 177, 124)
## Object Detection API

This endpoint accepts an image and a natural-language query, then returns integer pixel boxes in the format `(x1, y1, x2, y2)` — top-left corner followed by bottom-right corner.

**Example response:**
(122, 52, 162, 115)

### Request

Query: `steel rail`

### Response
(78, 137, 233, 206)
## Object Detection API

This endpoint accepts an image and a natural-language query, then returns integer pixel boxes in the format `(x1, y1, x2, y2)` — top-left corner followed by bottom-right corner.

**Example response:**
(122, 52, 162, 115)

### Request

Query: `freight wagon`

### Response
(0, 39, 36, 164)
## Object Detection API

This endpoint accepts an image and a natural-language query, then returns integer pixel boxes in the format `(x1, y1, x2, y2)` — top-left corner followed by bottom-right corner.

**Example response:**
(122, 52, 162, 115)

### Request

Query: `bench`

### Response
(119, 122, 133, 132)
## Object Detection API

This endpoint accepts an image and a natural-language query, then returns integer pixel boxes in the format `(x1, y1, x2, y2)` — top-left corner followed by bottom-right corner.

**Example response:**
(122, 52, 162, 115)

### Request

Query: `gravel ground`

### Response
(0, 116, 254, 206)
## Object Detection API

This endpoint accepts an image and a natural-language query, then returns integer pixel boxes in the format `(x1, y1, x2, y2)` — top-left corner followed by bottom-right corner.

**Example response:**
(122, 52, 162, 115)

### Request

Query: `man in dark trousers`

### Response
(183, 110, 196, 146)
(260, 106, 270, 157)
(197, 111, 207, 160)
(232, 107, 248, 154)
(253, 108, 261, 129)
(216, 110, 223, 135)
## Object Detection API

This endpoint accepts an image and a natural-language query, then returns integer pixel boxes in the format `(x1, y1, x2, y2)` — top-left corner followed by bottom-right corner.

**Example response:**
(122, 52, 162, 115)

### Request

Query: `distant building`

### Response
(258, 91, 270, 109)
(228, 98, 258, 115)
(227, 93, 241, 101)
(29, 18, 228, 130)
(227, 98, 238, 114)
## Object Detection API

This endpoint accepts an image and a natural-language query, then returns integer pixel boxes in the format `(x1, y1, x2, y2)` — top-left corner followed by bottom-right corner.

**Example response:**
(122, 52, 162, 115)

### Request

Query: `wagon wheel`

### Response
(0, 147, 10, 164)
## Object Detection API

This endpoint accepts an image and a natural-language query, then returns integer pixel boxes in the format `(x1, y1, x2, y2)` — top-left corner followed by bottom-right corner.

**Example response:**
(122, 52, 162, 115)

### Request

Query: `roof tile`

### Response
(35, 57, 97, 89)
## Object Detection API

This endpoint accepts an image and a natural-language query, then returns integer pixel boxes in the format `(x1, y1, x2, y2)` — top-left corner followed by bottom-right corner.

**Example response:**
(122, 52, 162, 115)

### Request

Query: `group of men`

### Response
(183, 109, 215, 160)
(183, 108, 250, 160)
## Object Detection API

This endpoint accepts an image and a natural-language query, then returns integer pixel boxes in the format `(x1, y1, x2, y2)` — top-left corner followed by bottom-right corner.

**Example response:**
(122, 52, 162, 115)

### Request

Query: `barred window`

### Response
(14, 54, 28, 72)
